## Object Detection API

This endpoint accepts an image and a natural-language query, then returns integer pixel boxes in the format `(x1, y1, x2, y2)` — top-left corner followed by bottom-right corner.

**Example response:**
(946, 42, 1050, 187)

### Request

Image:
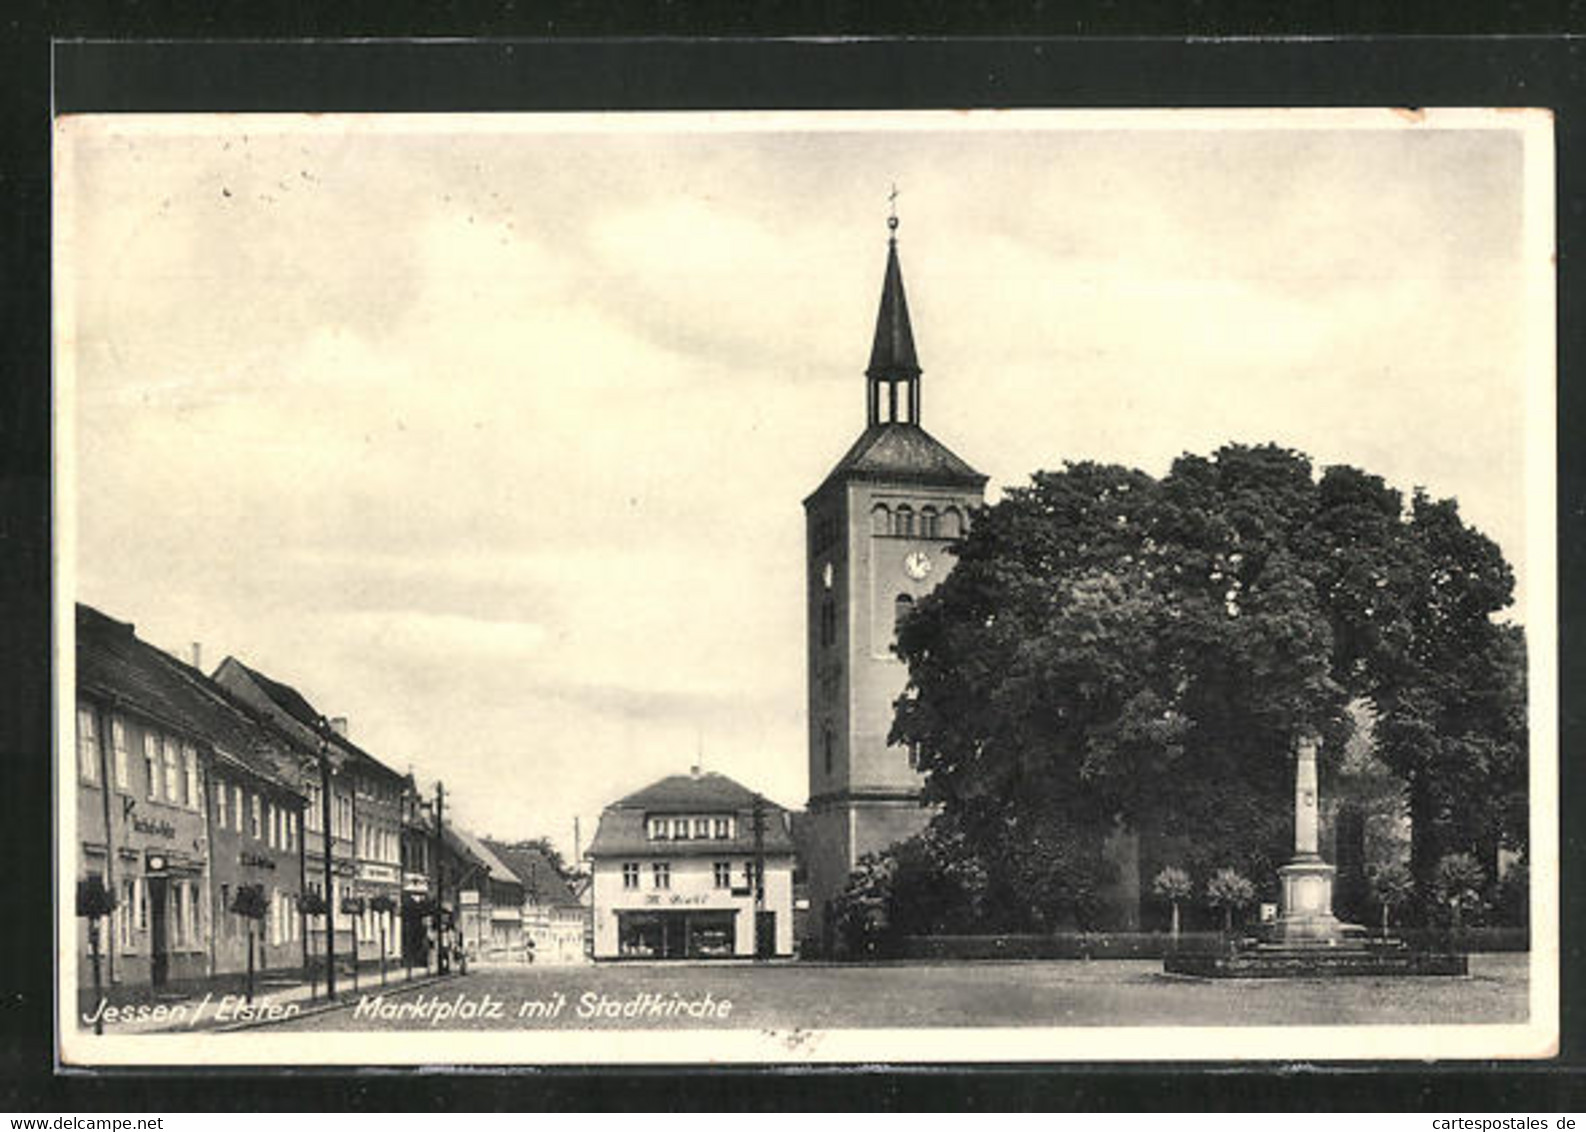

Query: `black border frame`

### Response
(4, 30, 1583, 1112)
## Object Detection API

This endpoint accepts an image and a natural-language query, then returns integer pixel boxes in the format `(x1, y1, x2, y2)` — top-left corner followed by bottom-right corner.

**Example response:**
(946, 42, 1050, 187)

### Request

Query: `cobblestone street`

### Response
(250, 954, 1529, 1032)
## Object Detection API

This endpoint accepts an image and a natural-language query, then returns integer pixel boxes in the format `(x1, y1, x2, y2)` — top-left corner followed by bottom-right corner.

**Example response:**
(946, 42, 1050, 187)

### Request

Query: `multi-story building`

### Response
(484, 839, 589, 965)
(74, 604, 309, 991)
(587, 770, 795, 960)
(446, 826, 524, 962)
(213, 658, 404, 971)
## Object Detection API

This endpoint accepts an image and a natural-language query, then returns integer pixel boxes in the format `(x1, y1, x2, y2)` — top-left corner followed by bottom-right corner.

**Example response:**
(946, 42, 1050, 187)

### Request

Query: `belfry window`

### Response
(871, 504, 890, 535)
(895, 593, 915, 633)
(894, 505, 914, 537)
(941, 507, 963, 539)
(920, 507, 939, 538)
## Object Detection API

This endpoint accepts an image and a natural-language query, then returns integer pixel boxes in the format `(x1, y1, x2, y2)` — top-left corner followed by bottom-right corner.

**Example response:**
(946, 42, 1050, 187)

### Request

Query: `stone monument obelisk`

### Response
(1164, 731, 1464, 975)
(1268, 734, 1354, 946)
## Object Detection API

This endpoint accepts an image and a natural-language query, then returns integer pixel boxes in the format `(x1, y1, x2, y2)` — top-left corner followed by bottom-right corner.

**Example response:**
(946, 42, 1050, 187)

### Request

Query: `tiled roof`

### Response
(75, 604, 308, 800)
(483, 840, 584, 909)
(217, 656, 403, 785)
(809, 422, 986, 499)
(587, 771, 796, 859)
(447, 825, 522, 892)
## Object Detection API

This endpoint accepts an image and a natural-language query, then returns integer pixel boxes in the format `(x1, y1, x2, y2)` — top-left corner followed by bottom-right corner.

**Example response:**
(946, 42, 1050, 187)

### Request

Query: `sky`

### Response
(57, 111, 1552, 862)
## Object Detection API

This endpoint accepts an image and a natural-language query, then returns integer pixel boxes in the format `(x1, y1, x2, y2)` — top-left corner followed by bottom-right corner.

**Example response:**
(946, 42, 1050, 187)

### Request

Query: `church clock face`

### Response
(903, 550, 933, 581)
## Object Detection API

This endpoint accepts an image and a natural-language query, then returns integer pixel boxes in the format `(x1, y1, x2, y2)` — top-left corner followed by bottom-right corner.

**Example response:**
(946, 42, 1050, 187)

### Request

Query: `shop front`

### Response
(616, 909, 739, 959)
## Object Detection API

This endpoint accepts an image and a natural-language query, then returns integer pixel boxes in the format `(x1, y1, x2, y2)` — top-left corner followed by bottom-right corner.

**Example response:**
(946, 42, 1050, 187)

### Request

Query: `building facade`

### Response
(587, 770, 795, 960)
(485, 840, 589, 965)
(800, 223, 988, 950)
(74, 604, 310, 991)
(213, 658, 404, 972)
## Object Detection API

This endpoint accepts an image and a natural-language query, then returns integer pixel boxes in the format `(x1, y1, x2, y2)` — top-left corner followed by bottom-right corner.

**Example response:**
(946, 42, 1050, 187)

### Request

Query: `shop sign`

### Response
(240, 851, 277, 870)
(360, 863, 400, 884)
(132, 816, 176, 839)
(643, 893, 712, 907)
(459, 890, 479, 906)
(402, 871, 429, 893)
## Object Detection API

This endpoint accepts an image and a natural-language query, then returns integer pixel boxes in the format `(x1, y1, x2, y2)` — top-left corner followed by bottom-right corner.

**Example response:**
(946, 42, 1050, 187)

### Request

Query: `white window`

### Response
(713, 861, 731, 889)
(111, 716, 129, 790)
(306, 782, 322, 832)
(214, 779, 228, 828)
(648, 818, 668, 840)
(183, 744, 199, 809)
(76, 707, 98, 783)
(134, 877, 147, 932)
(694, 817, 710, 839)
(162, 737, 179, 803)
(714, 817, 731, 839)
(671, 818, 689, 840)
(142, 733, 159, 800)
(233, 784, 243, 831)
(250, 793, 262, 840)
(116, 879, 135, 952)
(268, 802, 279, 849)
(652, 862, 670, 890)
(622, 863, 640, 889)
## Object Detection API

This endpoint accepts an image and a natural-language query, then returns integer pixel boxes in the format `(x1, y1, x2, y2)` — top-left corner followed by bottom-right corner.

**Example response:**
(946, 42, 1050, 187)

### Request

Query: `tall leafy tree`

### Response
(890, 443, 1524, 928)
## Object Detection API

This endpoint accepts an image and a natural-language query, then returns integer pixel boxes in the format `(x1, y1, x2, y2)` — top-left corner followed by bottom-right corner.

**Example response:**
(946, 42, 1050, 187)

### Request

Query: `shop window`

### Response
(111, 716, 129, 790)
(77, 707, 98, 783)
(653, 862, 671, 890)
(894, 505, 914, 537)
(713, 862, 731, 888)
(622, 863, 640, 889)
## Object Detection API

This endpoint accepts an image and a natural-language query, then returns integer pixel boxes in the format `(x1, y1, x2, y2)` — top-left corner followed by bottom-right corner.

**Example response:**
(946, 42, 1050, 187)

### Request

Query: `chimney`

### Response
(330, 716, 348, 737)
(190, 642, 203, 671)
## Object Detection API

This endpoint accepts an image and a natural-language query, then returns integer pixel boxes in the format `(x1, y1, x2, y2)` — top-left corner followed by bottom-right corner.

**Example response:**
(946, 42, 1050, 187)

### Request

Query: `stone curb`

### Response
(214, 971, 460, 1032)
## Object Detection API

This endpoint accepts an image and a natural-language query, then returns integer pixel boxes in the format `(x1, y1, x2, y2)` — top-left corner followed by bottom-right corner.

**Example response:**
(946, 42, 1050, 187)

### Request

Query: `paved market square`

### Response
(255, 956, 1529, 1032)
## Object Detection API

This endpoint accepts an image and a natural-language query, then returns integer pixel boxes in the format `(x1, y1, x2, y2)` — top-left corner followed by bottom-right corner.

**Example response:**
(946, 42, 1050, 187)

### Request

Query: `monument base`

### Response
(1163, 939, 1468, 978)
(1162, 854, 1467, 977)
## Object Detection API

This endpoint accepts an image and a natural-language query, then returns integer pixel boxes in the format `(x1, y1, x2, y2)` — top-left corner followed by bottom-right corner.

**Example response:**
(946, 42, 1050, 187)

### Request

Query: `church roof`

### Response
(867, 236, 920, 380)
(807, 422, 987, 501)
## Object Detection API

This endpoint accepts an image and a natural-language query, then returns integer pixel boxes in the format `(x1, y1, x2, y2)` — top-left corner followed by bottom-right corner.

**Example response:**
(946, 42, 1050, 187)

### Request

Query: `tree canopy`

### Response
(887, 443, 1525, 930)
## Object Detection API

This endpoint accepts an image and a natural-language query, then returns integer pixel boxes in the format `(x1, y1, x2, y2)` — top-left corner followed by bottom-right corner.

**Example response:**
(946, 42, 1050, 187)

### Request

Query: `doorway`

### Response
(755, 911, 776, 959)
(148, 876, 169, 986)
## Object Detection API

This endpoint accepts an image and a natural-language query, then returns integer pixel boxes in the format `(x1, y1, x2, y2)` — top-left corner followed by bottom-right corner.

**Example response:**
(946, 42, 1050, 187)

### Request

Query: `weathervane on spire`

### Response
(888, 182, 900, 232)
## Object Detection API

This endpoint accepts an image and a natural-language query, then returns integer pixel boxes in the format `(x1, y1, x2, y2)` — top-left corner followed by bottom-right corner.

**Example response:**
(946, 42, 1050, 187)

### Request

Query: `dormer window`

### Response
(714, 817, 731, 839)
(648, 817, 670, 840)
(671, 817, 690, 840)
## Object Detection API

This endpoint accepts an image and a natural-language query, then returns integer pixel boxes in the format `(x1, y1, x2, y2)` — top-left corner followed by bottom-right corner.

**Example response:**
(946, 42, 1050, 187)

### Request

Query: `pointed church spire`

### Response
(866, 202, 922, 426)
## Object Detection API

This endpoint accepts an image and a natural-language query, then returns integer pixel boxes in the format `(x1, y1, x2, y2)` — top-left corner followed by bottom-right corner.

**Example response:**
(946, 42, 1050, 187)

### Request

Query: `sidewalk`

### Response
(75, 960, 458, 1035)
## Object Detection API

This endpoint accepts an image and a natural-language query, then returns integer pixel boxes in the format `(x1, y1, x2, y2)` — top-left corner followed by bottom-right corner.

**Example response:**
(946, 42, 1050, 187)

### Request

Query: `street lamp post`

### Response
(317, 718, 337, 1001)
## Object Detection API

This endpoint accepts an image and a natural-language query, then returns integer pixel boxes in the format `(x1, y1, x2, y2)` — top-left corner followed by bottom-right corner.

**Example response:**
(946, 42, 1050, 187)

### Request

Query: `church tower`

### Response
(801, 215, 988, 951)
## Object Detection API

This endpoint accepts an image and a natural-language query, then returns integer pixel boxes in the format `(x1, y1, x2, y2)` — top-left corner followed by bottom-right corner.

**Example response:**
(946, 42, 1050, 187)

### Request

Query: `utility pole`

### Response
(433, 781, 447, 975)
(752, 794, 766, 962)
(318, 720, 337, 1001)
